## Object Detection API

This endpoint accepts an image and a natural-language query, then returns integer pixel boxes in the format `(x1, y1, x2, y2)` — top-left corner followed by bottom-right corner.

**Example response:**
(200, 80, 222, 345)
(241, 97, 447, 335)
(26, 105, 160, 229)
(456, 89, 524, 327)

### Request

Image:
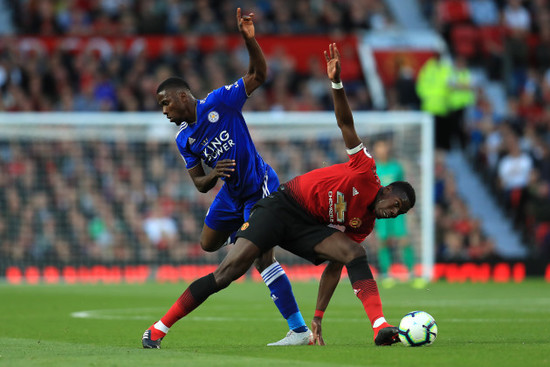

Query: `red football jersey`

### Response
(283, 145, 381, 243)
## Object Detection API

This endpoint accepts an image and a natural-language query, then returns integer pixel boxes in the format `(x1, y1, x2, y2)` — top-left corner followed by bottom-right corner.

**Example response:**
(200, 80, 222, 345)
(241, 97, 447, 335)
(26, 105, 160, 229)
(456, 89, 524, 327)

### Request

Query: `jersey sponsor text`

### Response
(202, 130, 235, 164)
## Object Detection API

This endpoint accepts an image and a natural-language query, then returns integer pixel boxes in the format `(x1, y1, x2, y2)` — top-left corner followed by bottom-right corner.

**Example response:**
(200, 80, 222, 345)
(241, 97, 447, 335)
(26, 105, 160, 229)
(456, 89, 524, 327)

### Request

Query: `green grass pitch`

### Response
(1, 278, 549, 367)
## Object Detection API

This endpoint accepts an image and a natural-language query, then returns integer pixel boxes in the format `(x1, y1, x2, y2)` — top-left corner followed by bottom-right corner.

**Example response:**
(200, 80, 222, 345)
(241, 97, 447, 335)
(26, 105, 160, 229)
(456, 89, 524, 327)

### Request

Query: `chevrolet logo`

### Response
(335, 191, 346, 223)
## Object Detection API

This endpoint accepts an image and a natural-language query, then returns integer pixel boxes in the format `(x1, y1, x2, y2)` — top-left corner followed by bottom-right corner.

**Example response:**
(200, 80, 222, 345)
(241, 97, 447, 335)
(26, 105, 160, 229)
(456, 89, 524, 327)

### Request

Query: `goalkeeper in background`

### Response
(372, 139, 414, 285)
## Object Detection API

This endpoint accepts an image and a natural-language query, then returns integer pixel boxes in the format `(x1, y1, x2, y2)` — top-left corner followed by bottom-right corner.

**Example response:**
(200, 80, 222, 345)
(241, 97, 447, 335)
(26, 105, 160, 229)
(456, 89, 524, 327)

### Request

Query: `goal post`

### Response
(0, 111, 434, 280)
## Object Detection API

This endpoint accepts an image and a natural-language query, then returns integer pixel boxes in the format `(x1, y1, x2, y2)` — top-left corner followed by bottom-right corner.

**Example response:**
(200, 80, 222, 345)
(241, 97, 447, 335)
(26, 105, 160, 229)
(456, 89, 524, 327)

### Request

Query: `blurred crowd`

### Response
(0, 0, 388, 113)
(416, 0, 550, 259)
(8, 0, 393, 36)
(3, 0, 548, 270)
(0, 137, 371, 265)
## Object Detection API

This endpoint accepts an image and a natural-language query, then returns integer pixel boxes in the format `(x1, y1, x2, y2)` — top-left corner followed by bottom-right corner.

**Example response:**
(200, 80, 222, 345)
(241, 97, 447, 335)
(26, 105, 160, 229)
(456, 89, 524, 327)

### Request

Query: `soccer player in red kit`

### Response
(140, 43, 415, 347)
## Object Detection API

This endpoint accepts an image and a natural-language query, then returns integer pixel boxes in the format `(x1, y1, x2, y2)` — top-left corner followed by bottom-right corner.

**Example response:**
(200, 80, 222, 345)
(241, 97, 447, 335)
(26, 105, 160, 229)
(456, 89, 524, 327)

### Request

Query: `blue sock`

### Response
(261, 262, 308, 333)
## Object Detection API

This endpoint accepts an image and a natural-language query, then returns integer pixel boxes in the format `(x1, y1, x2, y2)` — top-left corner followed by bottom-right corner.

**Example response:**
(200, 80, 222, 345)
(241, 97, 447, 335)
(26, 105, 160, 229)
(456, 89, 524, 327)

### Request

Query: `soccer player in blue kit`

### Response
(141, 8, 311, 348)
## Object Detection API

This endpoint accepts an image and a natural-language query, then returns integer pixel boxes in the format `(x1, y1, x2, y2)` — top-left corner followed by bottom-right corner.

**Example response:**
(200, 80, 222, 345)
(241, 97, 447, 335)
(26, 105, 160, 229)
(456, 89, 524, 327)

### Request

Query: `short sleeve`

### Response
(175, 133, 200, 170)
(347, 145, 375, 172)
(210, 78, 248, 112)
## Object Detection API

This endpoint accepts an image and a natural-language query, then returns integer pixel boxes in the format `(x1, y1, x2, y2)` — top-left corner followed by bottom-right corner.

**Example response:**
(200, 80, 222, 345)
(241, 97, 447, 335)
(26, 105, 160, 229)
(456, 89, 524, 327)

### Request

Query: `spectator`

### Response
(503, 0, 531, 95)
(142, 202, 178, 260)
(468, 0, 500, 26)
(496, 126, 534, 228)
(416, 53, 454, 150)
(448, 55, 477, 149)
(393, 64, 420, 110)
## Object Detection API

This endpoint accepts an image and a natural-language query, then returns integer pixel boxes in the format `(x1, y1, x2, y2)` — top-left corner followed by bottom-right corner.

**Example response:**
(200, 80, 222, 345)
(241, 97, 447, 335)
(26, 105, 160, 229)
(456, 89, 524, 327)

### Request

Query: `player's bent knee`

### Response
(214, 260, 252, 289)
(253, 251, 275, 273)
(213, 268, 238, 289)
(213, 273, 231, 289)
(342, 245, 367, 264)
(200, 240, 221, 253)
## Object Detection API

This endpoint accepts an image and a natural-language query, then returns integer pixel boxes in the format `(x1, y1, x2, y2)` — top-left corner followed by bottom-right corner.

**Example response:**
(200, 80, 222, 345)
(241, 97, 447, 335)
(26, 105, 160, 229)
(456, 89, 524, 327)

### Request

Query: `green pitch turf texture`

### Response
(1, 279, 548, 367)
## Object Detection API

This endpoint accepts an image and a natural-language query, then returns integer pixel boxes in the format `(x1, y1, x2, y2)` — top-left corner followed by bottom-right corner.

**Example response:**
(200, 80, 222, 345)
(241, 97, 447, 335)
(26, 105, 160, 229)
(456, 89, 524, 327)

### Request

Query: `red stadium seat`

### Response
(479, 25, 506, 55)
(451, 24, 478, 58)
(437, 0, 471, 25)
(535, 222, 550, 246)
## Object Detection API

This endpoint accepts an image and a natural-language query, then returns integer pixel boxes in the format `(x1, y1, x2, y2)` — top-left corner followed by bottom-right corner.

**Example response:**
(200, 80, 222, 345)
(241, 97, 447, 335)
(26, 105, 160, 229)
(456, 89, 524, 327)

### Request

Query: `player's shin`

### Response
(151, 273, 221, 338)
(345, 256, 389, 331)
(261, 261, 308, 333)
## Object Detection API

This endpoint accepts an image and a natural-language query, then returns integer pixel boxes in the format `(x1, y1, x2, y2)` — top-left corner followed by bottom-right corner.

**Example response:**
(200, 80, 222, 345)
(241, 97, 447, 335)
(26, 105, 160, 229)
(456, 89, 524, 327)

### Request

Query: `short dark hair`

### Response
(390, 181, 416, 209)
(156, 77, 191, 94)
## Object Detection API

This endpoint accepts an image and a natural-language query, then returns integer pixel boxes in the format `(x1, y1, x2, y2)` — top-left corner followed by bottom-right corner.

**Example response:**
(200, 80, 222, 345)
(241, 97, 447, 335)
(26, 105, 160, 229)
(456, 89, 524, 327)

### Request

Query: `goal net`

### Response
(0, 111, 434, 280)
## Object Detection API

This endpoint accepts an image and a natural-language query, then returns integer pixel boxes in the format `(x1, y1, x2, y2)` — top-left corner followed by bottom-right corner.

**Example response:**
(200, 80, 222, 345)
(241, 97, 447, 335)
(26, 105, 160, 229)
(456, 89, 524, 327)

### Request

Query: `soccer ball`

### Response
(398, 311, 438, 347)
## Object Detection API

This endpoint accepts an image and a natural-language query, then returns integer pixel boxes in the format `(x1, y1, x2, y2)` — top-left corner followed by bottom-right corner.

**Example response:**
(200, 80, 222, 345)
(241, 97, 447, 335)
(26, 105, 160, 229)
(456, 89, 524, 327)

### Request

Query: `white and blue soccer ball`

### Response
(398, 311, 438, 347)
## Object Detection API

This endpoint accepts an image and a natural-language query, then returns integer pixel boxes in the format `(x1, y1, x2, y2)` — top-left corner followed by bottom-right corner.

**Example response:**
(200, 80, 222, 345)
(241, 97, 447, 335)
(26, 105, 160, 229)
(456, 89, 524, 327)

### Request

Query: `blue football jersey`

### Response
(175, 78, 268, 198)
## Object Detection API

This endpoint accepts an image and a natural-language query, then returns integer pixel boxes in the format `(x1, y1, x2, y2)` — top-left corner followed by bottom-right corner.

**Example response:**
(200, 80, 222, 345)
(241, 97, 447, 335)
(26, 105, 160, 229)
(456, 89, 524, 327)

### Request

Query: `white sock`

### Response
(373, 317, 387, 329)
(154, 320, 170, 334)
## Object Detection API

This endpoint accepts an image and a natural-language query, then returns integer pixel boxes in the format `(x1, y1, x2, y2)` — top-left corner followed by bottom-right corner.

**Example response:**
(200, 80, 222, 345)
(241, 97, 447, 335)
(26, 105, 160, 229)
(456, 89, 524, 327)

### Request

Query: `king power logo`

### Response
(202, 130, 235, 164)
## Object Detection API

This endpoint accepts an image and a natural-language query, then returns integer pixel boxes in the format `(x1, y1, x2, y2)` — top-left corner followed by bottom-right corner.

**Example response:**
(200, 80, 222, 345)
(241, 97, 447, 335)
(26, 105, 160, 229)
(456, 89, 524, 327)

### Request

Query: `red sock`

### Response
(149, 288, 199, 340)
(162, 288, 199, 326)
(149, 273, 219, 341)
(351, 279, 385, 327)
(148, 324, 166, 341)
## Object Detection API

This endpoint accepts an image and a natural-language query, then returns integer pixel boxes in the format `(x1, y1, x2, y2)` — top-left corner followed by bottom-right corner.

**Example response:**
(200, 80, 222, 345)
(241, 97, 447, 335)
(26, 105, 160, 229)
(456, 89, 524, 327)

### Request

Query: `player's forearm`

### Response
(192, 174, 218, 193)
(244, 37, 267, 85)
(332, 87, 354, 130)
(315, 261, 344, 312)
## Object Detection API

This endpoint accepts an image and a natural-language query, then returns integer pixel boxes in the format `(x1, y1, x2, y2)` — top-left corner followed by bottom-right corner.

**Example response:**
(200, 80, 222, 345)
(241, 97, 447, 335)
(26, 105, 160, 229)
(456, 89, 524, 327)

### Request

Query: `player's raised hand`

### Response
(213, 159, 236, 178)
(237, 7, 255, 39)
(324, 43, 341, 83)
(311, 317, 326, 346)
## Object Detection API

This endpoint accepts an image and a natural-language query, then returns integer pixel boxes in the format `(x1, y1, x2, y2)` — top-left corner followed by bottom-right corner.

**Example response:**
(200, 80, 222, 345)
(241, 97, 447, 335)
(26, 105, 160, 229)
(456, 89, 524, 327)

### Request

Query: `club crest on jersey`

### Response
(349, 218, 362, 228)
(240, 222, 249, 231)
(208, 111, 219, 123)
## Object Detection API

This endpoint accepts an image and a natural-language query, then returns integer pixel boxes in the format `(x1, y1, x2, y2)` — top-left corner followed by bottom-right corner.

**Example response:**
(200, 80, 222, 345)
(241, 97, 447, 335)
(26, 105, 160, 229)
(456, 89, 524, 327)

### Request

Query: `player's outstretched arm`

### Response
(188, 159, 236, 193)
(311, 261, 344, 345)
(237, 7, 267, 96)
(324, 43, 361, 150)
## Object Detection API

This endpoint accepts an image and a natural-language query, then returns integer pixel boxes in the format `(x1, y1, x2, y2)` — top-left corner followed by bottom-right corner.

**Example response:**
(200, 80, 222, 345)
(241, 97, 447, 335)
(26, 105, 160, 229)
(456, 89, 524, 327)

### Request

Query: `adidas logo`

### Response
(188, 137, 196, 144)
(353, 288, 360, 295)
(271, 294, 279, 302)
(352, 187, 359, 196)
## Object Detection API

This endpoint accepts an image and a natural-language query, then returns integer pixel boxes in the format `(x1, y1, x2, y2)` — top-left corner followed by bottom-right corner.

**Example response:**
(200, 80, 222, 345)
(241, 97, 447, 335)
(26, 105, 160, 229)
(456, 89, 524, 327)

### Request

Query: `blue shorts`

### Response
(204, 165, 280, 233)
